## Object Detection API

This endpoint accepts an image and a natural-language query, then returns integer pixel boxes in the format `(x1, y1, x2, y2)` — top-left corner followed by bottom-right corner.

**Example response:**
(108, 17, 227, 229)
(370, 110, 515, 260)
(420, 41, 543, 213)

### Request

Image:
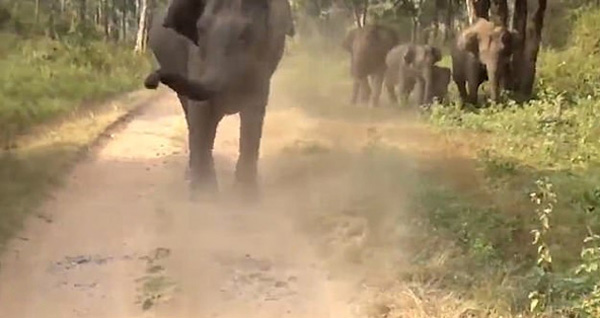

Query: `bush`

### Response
(538, 8, 600, 98)
(0, 34, 151, 148)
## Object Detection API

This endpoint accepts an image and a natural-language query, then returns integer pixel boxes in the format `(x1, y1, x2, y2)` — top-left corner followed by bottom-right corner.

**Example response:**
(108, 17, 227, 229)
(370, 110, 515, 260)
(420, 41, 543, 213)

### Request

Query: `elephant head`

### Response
(458, 18, 513, 102)
(342, 25, 398, 78)
(156, 0, 295, 101)
(402, 44, 442, 104)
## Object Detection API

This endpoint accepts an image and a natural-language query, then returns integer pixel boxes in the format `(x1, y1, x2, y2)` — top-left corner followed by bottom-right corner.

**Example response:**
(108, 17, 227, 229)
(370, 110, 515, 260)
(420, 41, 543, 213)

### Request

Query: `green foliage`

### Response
(425, 6, 600, 316)
(0, 35, 151, 148)
(528, 178, 556, 315)
(539, 8, 600, 98)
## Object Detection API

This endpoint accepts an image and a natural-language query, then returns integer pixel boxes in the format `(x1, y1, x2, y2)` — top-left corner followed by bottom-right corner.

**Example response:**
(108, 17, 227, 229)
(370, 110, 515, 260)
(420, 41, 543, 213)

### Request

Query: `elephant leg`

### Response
(413, 79, 427, 107)
(177, 94, 191, 181)
(399, 76, 415, 106)
(360, 77, 371, 103)
(466, 75, 480, 106)
(385, 72, 398, 104)
(351, 78, 360, 104)
(455, 79, 468, 103)
(235, 104, 266, 196)
(186, 102, 223, 195)
(178, 94, 190, 126)
(466, 61, 484, 106)
(370, 70, 384, 108)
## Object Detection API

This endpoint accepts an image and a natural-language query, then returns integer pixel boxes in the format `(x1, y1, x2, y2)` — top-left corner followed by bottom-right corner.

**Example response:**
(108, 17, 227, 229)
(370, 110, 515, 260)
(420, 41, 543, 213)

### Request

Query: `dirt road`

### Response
(0, 67, 478, 317)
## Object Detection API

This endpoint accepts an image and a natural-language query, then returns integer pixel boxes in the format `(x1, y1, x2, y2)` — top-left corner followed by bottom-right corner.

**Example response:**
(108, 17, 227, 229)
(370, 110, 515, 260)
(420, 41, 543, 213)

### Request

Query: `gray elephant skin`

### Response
(451, 18, 513, 105)
(384, 43, 442, 106)
(143, 0, 295, 197)
(431, 65, 452, 103)
(342, 24, 399, 107)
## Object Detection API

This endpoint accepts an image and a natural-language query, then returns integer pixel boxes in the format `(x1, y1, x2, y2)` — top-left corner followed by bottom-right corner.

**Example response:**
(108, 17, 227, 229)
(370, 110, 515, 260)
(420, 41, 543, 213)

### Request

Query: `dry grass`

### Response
(0, 89, 159, 251)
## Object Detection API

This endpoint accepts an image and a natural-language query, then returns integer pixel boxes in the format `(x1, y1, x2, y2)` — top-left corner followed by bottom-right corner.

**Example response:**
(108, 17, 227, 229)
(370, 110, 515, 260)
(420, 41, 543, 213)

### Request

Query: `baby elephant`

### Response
(384, 43, 442, 106)
(430, 65, 451, 103)
(391, 65, 451, 106)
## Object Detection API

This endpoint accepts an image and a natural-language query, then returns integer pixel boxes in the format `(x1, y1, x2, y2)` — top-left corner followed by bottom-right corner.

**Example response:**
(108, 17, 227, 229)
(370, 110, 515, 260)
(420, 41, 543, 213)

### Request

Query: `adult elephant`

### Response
(342, 24, 399, 107)
(384, 43, 442, 106)
(143, 0, 295, 197)
(451, 18, 513, 105)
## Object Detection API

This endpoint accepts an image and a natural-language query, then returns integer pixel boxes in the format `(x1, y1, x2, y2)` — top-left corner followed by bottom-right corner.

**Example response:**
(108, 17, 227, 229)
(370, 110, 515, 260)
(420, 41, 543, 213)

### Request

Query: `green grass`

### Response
(286, 10, 600, 314)
(423, 7, 600, 316)
(0, 34, 153, 251)
(0, 34, 152, 148)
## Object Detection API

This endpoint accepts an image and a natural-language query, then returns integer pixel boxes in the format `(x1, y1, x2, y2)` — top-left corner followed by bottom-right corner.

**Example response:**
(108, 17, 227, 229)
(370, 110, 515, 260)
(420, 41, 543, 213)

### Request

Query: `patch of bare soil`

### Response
(0, 78, 483, 317)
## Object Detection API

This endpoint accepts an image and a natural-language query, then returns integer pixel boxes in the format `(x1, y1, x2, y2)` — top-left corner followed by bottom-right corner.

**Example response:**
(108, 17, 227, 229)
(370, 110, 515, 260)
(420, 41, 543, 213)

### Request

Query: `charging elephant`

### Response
(143, 0, 294, 197)
(384, 43, 442, 106)
(342, 24, 399, 107)
(451, 18, 513, 105)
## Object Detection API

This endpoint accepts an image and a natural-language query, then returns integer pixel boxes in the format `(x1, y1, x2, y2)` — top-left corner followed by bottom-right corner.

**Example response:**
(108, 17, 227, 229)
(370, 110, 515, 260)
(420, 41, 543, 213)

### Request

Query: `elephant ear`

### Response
(402, 45, 416, 65)
(342, 28, 358, 52)
(457, 29, 479, 56)
(428, 46, 442, 63)
(162, 0, 206, 45)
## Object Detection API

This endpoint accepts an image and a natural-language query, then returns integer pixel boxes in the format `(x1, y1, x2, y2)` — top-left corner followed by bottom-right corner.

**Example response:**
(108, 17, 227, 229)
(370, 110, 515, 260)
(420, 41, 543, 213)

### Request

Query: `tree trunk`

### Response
(475, 0, 490, 20)
(432, 0, 440, 43)
(103, 0, 110, 40)
(121, 5, 128, 42)
(134, 0, 148, 53)
(444, 0, 454, 43)
(467, 0, 489, 23)
(490, 0, 508, 27)
(361, 0, 368, 27)
(466, 0, 476, 24)
(412, 16, 419, 43)
(34, 0, 40, 26)
(79, 0, 87, 26)
(510, 0, 527, 93)
(520, 0, 547, 98)
(352, 9, 362, 28)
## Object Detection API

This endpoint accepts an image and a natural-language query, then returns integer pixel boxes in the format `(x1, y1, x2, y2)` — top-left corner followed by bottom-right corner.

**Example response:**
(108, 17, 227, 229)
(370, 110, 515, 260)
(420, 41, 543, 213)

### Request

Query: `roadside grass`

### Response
(422, 8, 600, 315)
(0, 89, 158, 251)
(285, 26, 600, 315)
(0, 32, 154, 251)
(0, 33, 152, 149)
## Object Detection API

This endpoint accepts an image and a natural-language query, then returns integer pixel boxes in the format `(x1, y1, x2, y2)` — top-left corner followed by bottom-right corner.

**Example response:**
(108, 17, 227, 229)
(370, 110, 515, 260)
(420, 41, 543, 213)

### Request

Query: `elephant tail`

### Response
(144, 71, 161, 89)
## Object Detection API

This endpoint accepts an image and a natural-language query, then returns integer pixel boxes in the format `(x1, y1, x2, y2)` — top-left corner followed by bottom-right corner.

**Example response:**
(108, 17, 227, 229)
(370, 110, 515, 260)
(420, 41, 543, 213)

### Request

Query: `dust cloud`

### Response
(0, 48, 480, 318)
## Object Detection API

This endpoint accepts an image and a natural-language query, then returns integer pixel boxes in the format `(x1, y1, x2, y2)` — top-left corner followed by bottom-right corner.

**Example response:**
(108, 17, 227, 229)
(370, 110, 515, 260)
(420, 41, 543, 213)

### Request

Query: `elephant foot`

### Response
(188, 176, 219, 203)
(233, 180, 261, 205)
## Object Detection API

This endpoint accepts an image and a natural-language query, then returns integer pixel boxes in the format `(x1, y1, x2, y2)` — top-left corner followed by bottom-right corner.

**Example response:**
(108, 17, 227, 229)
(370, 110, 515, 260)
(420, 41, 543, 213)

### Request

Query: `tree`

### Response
(134, 0, 149, 53)
(519, 0, 547, 98)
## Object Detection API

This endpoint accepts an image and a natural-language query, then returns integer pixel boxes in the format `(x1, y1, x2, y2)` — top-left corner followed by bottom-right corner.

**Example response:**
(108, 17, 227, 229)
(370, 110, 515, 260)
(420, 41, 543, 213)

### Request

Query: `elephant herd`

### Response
(343, 18, 514, 108)
(141, 0, 515, 198)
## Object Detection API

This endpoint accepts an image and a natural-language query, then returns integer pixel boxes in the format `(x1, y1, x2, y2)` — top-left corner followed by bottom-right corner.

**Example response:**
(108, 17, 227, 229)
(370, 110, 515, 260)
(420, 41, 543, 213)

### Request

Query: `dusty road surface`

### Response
(0, 63, 478, 318)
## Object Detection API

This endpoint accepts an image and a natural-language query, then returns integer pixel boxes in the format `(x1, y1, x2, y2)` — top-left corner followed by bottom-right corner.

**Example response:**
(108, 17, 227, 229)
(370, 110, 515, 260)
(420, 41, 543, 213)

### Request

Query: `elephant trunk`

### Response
(157, 70, 218, 101)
